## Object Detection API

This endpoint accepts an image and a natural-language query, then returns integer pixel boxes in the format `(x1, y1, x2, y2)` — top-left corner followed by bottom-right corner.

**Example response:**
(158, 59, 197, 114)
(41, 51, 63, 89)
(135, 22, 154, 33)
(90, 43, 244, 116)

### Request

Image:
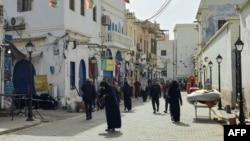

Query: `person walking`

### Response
(134, 81, 141, 98)
(163, 80, 171, 113)
(168, 80, 183, 122)
(150, 79, 161, 114)
(122, 81, 132, 111)
(140, 78, 148, 102)
(145, 80, 152, 102)
(99, 81, 121, 132)
(81, 79, 97, 120)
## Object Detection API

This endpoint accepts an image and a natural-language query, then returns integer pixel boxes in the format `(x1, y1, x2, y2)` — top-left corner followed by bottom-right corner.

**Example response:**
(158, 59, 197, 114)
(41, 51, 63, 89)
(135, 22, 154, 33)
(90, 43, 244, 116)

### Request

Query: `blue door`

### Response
(13, 59, 36, 95)
(78, 60, 86, 96)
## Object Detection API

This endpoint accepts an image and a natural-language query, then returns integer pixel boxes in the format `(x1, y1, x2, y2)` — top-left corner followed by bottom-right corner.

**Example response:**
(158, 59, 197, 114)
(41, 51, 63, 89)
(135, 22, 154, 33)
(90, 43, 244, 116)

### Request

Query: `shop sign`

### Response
(102, 59, 114, 71)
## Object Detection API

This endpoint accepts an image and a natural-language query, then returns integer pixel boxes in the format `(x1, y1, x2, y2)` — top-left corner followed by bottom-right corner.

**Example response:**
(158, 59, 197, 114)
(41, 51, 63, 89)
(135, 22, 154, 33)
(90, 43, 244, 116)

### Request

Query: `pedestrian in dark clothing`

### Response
(141, 80, 147, 102)
(99, 81, 121, 132)
(145, 80, 152, 102)
(134, 81, 141, 98)
(150, 79, 161, 113)
(81, 79, 96, 120)
(113, 81, 121, 104)
(122, 81, 132, 111)
(164, 80, 171, 113)
(168, 80, 182, 122)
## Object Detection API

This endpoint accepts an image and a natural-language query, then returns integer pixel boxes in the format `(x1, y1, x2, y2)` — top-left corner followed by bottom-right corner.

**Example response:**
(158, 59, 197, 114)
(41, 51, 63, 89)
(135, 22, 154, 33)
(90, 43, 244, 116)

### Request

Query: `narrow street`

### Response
(0, 92, 224, 141)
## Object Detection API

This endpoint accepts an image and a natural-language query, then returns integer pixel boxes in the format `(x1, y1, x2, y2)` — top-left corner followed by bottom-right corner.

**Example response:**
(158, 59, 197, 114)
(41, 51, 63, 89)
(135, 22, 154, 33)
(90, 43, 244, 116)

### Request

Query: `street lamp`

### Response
(203, 65, 206, 88)
(199, 67, 202, 89)
(25, 40, 35, 121)
(91, 56, 97, 88)
(208, 60, 213, 85)
(234, 37, 245, 125)
(216, 54, 223, 110)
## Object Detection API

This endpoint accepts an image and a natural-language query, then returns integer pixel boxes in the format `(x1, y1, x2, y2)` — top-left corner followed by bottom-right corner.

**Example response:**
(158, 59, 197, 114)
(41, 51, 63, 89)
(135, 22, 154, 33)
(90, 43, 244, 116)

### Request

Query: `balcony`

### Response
(103, 31, 132, 51)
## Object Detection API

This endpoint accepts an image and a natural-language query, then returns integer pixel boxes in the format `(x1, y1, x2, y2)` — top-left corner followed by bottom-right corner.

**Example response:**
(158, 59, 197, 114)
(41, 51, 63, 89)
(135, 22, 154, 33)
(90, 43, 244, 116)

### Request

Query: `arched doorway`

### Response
(13, 59, 36, 95)
(78, 59, 86, 96)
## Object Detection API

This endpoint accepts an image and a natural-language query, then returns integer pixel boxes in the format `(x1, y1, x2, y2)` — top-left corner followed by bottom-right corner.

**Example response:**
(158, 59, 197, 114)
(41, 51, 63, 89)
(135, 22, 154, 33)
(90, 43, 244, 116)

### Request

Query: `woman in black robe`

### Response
(99, 81, 121, 132)
(168, 80, 182, 122)
(122, 81, 132, 111)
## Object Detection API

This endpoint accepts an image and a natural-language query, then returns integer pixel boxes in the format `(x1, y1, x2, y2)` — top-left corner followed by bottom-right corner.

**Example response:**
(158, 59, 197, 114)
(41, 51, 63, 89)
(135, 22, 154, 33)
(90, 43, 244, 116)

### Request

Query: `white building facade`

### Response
(173, 24, 198, 81)
(1, 0, 130, 108)
(195, 0, 249, 119)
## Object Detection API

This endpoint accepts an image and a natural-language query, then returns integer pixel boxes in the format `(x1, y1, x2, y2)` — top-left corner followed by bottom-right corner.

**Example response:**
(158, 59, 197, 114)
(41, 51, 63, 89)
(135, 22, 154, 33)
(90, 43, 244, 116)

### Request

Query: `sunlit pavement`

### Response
(0, 92, 224, 141)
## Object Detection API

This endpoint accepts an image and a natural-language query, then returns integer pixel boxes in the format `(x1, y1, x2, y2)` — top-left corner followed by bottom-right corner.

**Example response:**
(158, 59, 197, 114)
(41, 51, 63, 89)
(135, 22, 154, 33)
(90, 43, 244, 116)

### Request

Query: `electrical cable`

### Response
(147, 0, 172, 21)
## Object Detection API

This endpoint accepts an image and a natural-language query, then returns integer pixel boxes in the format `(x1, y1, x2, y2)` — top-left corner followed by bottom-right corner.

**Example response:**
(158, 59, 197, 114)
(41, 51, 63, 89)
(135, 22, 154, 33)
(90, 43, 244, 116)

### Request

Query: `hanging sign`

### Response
(102, 59, 114, 71)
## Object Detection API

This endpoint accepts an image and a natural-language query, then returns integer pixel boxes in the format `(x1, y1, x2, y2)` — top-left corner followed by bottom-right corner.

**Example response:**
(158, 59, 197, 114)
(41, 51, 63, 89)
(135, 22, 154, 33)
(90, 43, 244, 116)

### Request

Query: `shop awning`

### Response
(5, 40, 26, 61)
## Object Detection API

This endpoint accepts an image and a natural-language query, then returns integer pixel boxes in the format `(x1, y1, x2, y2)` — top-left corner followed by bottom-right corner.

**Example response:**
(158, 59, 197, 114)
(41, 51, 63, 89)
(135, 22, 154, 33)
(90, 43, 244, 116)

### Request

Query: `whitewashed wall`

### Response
(173, 24, 198, 79)
(239, 1, 250, 117)
(200, 17, 240, 107)
(3, 0, 103, 106)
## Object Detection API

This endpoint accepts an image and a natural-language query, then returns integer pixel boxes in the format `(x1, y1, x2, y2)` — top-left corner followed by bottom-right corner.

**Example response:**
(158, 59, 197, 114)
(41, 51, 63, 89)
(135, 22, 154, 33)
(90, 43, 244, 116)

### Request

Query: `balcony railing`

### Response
(103, 31, 132, 51)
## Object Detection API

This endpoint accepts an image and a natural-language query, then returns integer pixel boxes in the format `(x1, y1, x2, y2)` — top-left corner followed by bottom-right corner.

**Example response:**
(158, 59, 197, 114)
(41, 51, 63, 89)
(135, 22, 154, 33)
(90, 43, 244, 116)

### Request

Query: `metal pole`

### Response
(210, 67, 212, 85)
(199, 71, 202, 88)
(236, 51, 239, 101)
(27, 52, 34, 121)
(203, 69, 205, 88)
(238, 51, 245, 125)
(217, 63, 222, 110)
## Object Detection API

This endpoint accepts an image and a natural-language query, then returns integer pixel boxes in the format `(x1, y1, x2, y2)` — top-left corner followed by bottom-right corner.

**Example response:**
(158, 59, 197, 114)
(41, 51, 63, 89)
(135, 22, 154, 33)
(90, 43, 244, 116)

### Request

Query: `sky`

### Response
(126, 0, 201, 40)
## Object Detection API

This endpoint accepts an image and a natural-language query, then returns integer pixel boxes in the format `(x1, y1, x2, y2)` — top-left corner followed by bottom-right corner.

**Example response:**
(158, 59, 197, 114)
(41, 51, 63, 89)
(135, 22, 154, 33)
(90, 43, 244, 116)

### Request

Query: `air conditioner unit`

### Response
(10, 16, 24, 26)
(101, 15, 110, 26)
(100, 51, 109, 59)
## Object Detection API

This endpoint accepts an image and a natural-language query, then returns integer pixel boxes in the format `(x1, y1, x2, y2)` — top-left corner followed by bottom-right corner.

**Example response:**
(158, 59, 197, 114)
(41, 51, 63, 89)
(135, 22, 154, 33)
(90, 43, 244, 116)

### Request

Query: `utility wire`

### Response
(147, 0, 172, 21)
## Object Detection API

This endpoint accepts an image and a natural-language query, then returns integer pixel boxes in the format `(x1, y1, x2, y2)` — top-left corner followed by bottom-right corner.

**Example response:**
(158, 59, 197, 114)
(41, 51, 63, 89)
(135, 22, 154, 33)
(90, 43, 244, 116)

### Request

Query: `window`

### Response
(161, 50, 167, 56)
(70, 62, 75, 89)
(69, 0, 75, 11)
(93, 6, 96, 21)
(80, 0, 85, 16)
(17, 0, 31, 12)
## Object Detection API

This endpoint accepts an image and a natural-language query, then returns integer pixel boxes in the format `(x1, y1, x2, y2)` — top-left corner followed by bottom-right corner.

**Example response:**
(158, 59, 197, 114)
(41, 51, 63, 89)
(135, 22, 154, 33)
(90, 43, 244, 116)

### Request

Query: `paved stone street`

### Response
(0, 92, 224, 141)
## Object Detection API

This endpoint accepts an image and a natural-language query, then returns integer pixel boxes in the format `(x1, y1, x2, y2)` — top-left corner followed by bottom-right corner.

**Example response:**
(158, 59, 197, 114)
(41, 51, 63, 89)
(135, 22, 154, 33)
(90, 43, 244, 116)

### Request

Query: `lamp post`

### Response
(216, 54, 223, 110)
(25, 40, 35, 121)
(234, 37, 245, 125)
(208, 61, 213, 85)
(203, 65, 206, 88)
(91, 56, 97, 89)
(199, 67, 202, 88)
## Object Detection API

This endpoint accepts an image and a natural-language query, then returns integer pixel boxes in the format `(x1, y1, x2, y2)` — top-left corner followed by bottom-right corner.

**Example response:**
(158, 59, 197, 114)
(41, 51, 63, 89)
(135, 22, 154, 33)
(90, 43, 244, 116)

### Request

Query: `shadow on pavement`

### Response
(192, 118, 219, 124)
(99, 131, 123, 138)
(154, 112, 166, 116)
(172, 121, 190, 127)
